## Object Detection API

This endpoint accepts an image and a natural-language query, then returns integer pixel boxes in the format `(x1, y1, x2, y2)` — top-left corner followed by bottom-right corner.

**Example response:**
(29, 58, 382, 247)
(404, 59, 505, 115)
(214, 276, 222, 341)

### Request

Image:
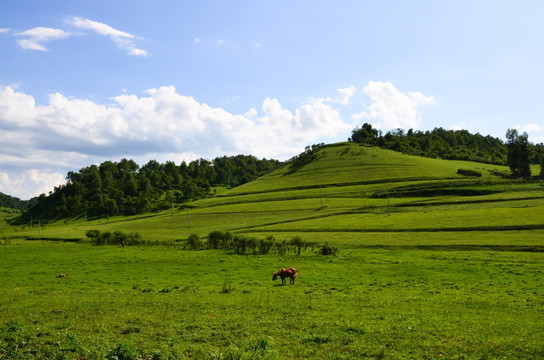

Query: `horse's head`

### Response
(272, 272, 278, 281)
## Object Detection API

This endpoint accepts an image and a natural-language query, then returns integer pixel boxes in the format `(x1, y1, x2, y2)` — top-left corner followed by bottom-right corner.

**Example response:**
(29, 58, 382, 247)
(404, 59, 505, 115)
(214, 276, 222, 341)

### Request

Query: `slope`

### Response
(3, 142, 544, 248)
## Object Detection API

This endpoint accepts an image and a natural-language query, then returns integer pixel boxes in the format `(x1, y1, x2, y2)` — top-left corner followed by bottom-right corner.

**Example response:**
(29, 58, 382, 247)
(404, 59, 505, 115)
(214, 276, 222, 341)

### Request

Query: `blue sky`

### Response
(1, 1, 544, 199)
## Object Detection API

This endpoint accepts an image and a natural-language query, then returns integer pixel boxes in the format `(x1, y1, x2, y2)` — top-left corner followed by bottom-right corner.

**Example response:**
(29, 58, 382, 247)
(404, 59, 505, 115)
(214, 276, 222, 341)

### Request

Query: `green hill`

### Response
(4, 142, 544, 249)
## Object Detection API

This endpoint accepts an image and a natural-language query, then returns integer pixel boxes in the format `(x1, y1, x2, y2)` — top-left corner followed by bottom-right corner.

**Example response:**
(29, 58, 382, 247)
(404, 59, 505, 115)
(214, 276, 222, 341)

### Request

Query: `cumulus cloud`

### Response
(0, 170, 65, 200)
(16, 27, 71, 51)
(0, 28, 10, 33)
(0, 85, 352, 198)
(67, 16, 147, 56)
(0, 81, 435, 199)
(353, 81, 434, 130)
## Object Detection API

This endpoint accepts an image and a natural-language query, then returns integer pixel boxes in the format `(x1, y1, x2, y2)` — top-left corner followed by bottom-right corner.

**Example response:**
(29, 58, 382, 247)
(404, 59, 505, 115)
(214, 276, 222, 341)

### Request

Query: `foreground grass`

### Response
(1, 241, 543, 359)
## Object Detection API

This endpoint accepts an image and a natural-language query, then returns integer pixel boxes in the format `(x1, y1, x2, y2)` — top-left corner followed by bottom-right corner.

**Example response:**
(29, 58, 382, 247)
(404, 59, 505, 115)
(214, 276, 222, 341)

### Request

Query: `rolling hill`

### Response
(4, 142, 544, 249)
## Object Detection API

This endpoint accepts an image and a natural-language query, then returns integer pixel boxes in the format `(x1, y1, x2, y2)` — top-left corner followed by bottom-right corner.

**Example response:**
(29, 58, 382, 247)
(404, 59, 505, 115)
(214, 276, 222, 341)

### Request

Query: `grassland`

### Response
(1, 143, 544, 359)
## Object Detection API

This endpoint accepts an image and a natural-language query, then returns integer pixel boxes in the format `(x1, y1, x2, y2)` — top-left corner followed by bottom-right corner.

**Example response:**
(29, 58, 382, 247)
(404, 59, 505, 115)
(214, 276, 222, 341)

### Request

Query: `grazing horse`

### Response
(272, 267, 298, 285)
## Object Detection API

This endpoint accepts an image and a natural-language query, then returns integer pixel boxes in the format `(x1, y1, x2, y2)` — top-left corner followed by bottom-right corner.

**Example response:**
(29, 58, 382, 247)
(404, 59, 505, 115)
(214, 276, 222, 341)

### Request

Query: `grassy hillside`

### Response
(2, 142, 543, 248)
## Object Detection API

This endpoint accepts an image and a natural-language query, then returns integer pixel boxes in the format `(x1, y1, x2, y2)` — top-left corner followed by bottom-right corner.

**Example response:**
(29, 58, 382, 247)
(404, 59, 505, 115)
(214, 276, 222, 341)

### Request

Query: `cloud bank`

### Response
(0, 82, 435, 199)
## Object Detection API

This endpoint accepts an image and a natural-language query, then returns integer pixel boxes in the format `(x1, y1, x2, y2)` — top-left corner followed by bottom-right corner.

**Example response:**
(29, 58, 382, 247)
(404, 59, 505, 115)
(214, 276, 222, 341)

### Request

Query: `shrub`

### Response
(233, 235, 248, 254)
(289, 235, 307, 255)
(258, 236, 275, 254)
(276, 240, 288, 255)
(112, 231, 128, 246)
(208, 230, 223, 249)
(187, 234, 202, 250)
(86, 230, 142, 246)
(320, 242, 337, 256)
(86, 229, 101, 244)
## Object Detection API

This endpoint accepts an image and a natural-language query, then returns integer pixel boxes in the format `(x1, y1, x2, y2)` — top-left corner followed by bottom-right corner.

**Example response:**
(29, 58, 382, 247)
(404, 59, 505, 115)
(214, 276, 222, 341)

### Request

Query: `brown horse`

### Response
(272, 267, 298, 285)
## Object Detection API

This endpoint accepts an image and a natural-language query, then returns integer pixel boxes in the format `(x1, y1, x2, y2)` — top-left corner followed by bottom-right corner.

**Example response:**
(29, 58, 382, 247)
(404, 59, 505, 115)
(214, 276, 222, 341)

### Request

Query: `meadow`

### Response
(1, 143, 544, 359)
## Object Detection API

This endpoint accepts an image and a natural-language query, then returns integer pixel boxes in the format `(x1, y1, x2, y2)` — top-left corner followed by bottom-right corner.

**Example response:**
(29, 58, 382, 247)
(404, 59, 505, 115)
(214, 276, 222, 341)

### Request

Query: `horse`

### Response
(272, 267, 298, 285)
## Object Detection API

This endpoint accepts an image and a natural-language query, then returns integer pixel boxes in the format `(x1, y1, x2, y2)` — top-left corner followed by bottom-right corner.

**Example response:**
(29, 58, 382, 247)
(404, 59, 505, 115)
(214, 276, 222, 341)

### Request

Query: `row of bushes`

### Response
(86, 230, 144, 246)
(85, 229, 338, 255)
(188, 231, 337, 256)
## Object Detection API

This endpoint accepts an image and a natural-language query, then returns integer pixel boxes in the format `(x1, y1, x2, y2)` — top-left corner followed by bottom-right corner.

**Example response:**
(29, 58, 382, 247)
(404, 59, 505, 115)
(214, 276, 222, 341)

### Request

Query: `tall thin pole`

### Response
(171, 194, 174, 215)
(188, 207, 191, 228)
(30, 216, 33, 228)
(39, 220, 42, 237)
(85, 210, 88, 225)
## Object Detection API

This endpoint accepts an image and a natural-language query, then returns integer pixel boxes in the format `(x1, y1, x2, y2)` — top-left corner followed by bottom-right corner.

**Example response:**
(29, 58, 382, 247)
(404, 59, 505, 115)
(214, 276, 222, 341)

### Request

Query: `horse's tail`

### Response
(290, 267, 298, 277)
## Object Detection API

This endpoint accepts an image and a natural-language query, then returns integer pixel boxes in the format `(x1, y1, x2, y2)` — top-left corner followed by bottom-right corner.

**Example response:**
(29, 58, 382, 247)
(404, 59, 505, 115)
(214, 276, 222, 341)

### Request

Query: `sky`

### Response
(1, 1, 544, 200)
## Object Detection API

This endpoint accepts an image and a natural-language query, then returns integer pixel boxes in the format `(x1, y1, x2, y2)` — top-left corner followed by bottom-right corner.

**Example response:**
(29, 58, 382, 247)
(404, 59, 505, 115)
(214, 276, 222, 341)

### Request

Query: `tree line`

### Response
(0, 192, 36, 212)
(349, 123, 544, 175)
(85, 229, 338, 256)
(17, 155, 281, 222)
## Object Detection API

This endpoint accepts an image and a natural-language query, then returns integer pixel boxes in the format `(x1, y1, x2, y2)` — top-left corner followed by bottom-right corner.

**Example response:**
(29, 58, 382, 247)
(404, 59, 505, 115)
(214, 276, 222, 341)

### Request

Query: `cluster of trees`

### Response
(349, 124, 544, 173)
(86, 229, 336, 256)
(86, 229, 143, 246)
(189, 231, 313, 255)
(0, 193, 35, 212)
(21, 155, 281, 221)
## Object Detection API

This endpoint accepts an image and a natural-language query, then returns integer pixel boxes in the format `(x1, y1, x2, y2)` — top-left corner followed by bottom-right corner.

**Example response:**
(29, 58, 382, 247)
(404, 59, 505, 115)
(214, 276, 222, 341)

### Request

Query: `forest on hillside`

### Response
(349, 124, 544, 168)
(17, 155, 280, 222)
(12, 126, 544, 222)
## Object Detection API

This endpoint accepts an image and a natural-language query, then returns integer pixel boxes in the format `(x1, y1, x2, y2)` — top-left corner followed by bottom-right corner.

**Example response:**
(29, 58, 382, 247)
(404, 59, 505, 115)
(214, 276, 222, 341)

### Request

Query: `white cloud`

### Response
(337, 85, 357, 105)
(0, 28, 10, 33)
(0, 170, 65, 200)
(193, 38, 201, 44)
(66, 16, 147, 56)
(353, 81, 434, 130)
(0, 85, 353, 198)
(519, 123, 542, 132)
(16, 27, 71, 51)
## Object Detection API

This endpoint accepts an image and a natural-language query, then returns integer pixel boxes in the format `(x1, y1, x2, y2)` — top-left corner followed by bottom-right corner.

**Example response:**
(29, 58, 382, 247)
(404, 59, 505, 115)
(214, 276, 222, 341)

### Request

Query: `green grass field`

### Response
(1, 143, 544, 359)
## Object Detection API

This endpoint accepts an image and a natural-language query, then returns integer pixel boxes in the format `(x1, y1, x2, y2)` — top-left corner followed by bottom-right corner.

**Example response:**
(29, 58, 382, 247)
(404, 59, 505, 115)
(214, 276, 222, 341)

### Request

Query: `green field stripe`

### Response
(242, 224, 544, 233)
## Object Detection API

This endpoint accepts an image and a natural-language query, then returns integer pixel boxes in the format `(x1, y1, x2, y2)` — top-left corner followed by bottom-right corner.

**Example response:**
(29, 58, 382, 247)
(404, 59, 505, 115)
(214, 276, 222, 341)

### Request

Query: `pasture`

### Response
(2, 143, 544, 358)
(1, 240, 544, 359)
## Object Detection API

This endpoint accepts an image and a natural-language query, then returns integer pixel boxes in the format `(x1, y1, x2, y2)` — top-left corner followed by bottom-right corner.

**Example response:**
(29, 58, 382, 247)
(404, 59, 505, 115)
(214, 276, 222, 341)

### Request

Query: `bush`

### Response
(86, 229, 101, 243)
(276, 240, 288, 255)
(258, 236, 275, 255)
(233, 235, 248, 254)
(289, 235, 307, 255)
(320, 242, 337, 256)
(187, 234, 202, 250)
(86, 229, 142, 246)
(208, 230, 223, 249)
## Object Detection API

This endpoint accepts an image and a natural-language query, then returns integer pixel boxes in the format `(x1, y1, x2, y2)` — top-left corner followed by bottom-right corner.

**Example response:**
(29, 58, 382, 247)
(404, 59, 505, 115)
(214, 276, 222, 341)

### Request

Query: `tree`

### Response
(506, 129, 531, 177)
(349, 123, 378, 144)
